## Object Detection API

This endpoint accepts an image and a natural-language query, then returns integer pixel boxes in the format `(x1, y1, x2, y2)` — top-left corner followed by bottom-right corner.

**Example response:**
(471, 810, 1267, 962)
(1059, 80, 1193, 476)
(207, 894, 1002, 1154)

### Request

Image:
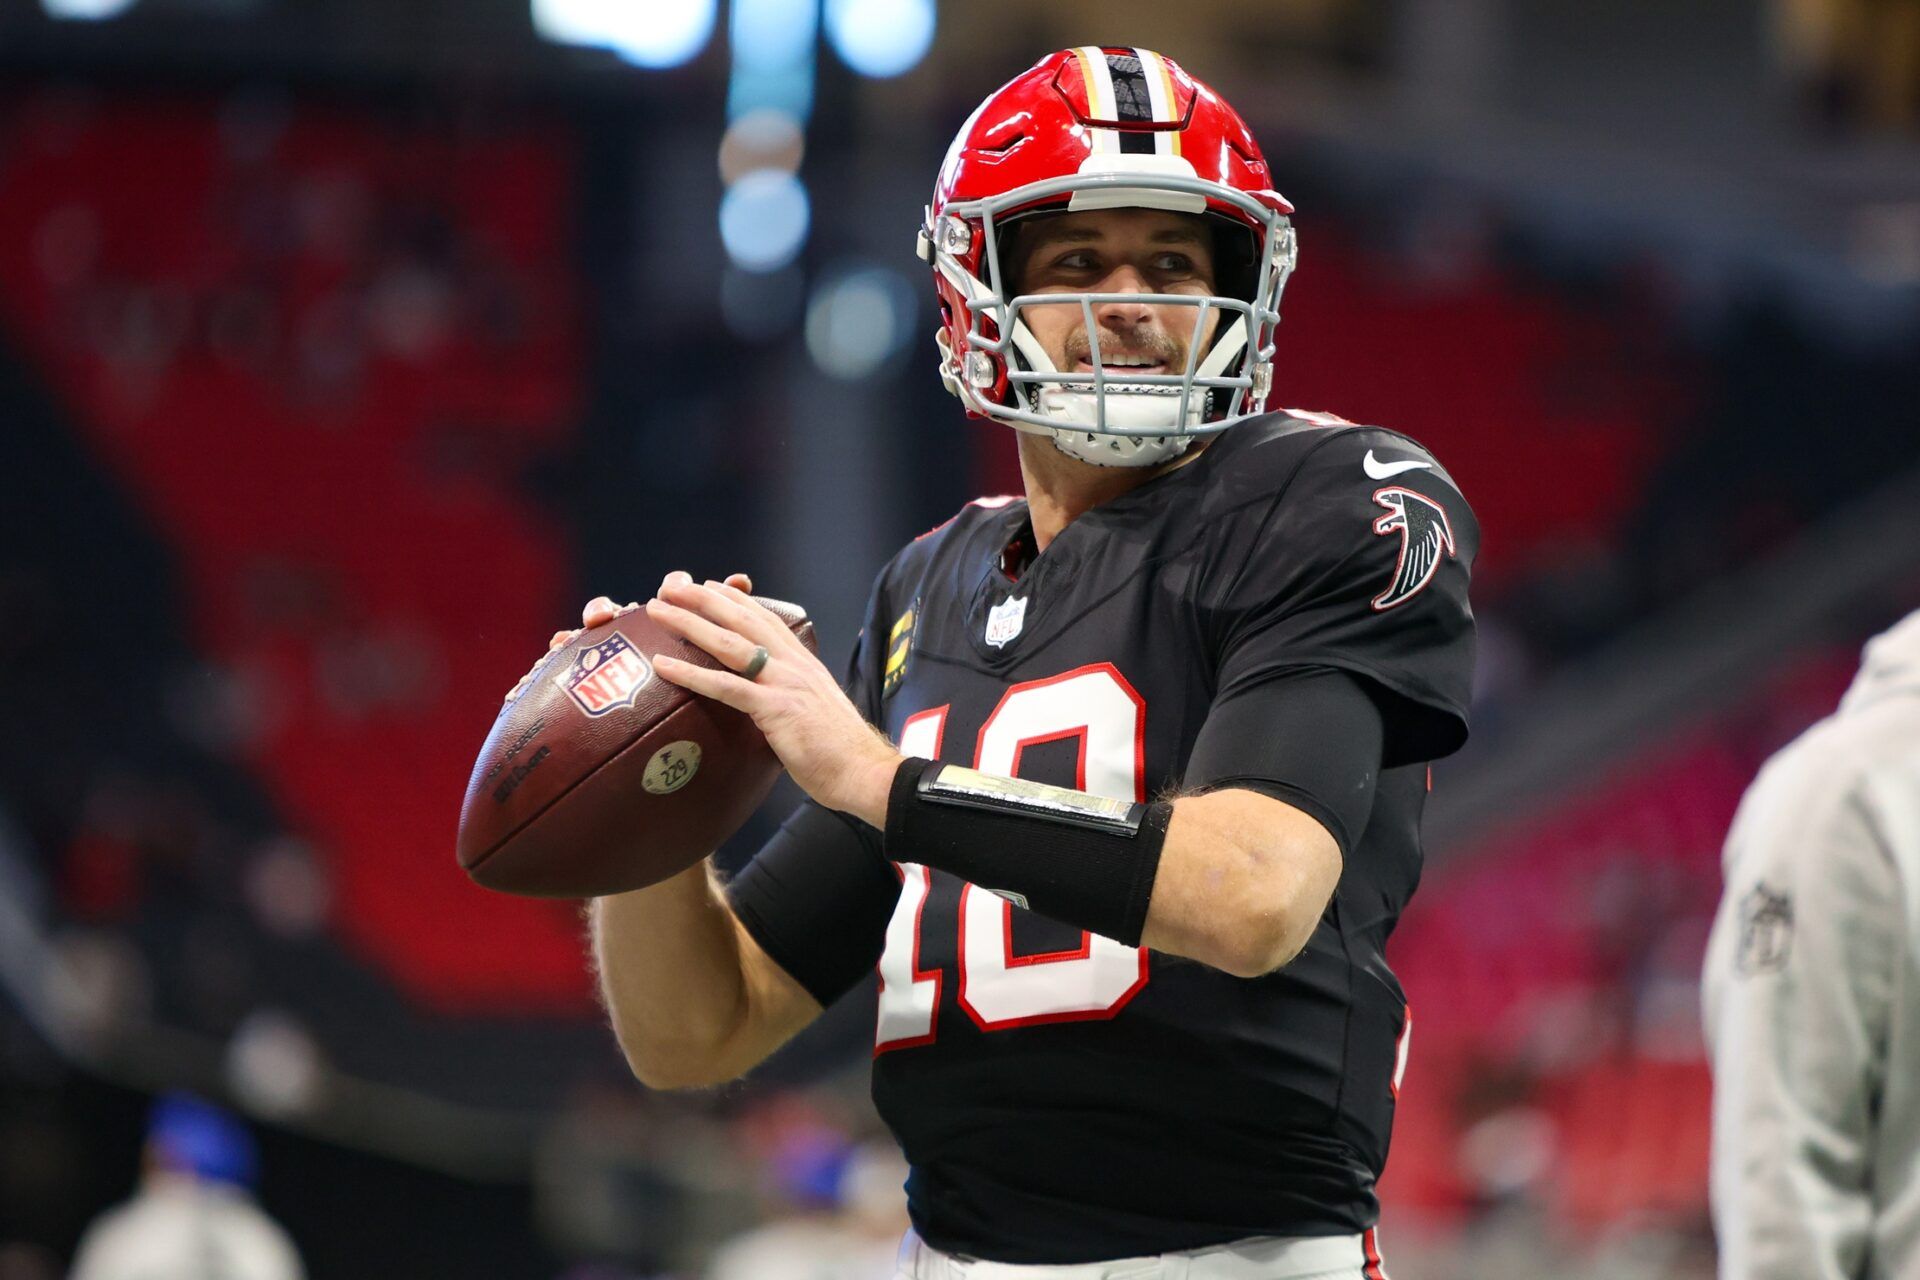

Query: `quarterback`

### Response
(568, 48, 1476, 1278)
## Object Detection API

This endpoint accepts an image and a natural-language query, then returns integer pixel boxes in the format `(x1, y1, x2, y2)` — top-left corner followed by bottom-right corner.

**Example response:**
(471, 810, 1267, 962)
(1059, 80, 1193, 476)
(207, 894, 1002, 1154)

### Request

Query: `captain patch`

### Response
(883, 599, 919, 700)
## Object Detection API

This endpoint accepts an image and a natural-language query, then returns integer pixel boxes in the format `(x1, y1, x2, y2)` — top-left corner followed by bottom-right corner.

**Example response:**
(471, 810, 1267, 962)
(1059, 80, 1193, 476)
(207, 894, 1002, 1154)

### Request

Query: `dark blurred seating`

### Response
(0, 86, 592, 1016)
(1381, 646, 1862, 1240)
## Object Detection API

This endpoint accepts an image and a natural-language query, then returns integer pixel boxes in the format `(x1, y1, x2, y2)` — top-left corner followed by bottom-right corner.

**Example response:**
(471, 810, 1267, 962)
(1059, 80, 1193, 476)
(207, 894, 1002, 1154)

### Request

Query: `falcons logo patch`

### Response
(1370, 487, 1456, 611)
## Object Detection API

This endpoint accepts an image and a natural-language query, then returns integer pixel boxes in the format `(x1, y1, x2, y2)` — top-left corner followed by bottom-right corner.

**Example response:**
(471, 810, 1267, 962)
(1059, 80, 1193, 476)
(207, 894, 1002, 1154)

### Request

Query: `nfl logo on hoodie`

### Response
(985, 595, 1027, 649)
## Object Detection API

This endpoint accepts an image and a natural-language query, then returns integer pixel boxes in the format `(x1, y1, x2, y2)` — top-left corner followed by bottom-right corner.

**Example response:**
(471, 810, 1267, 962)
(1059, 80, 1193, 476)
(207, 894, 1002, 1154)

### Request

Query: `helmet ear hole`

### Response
(1209, 218, 1260, 309)
(990, 210, 1070, 297)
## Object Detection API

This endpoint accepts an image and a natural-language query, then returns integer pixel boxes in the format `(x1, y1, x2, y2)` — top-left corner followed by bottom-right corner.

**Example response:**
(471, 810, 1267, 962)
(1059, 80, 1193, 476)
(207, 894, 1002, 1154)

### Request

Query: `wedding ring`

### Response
(742, 645, 771, 680)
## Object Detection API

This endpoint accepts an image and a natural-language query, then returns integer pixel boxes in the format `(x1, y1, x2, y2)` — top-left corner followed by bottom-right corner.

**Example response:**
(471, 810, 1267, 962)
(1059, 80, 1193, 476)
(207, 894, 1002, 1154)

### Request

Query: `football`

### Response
(457, 599, 816, 897)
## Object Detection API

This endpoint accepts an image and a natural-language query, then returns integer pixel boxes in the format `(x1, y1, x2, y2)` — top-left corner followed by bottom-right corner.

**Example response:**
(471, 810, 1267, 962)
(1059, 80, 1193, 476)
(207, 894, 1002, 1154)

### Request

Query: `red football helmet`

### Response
(918, 47, 1296, 467)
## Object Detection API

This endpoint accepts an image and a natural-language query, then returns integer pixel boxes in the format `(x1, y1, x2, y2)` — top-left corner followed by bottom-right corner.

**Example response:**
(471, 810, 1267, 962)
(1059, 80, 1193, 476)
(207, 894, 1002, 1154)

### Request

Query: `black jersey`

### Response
(730, 412, 1476, 1264)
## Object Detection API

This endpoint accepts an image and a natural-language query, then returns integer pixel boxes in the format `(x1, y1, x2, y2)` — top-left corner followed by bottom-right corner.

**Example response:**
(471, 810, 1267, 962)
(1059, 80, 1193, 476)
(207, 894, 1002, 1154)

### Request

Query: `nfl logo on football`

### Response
(985, 595, 1027, 649)
(559, 632, 654, 717)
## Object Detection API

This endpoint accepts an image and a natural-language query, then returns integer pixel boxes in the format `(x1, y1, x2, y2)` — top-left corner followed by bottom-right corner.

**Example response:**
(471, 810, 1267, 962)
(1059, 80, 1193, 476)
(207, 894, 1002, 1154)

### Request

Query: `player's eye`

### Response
(1151, 252, 1196, 274)
(1052, 250, 1098, 271)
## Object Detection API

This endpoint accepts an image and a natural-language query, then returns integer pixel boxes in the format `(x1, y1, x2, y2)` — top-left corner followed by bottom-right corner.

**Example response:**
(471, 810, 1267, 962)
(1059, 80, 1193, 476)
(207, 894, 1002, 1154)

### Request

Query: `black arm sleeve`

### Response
(1183, 666, 1385, 858)
(726, 800, 898, 1007)
(722, 569, 903, 1007)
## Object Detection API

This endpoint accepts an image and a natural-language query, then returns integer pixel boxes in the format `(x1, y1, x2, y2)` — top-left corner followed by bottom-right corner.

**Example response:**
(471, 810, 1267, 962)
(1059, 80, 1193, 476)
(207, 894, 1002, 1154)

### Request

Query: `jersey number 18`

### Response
(875, 664, 1152, 1052)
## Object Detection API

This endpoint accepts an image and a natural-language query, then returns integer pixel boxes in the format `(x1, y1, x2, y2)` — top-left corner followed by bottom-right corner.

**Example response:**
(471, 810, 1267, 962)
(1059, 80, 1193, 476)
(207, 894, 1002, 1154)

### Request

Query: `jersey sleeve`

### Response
(1183, 665, 1384, 857)
(724, 571, 902, 1007)
(1205, 428, 1476, 767)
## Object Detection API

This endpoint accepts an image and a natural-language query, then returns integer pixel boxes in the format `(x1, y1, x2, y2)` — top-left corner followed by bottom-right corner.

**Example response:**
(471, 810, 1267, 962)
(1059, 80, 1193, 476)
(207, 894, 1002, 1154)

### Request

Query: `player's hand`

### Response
(501, 574, 753, 705)
(644, 575, 901, 827)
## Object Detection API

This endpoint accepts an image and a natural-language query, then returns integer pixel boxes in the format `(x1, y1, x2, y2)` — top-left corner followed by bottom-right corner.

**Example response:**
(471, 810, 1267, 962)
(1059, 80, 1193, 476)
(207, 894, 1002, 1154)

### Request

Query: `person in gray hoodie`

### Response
(1704, 608, 1920, 1280)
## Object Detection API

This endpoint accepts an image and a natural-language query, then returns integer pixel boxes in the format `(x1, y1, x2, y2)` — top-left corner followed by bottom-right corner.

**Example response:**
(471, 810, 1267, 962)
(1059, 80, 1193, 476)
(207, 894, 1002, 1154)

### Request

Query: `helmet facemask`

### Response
(925, 169, 1296, 468)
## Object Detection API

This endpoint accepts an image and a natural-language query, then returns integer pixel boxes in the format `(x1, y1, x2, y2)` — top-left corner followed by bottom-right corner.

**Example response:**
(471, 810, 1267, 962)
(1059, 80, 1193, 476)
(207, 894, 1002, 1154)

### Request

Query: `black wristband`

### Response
(883, 757, 1171, 947)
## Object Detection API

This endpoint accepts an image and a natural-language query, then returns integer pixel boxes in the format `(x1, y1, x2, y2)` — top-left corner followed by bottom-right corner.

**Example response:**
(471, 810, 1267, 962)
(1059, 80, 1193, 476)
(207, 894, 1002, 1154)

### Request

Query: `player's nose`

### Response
(1092, 266, 1155, 331)
(1095, 262, 1154, 296)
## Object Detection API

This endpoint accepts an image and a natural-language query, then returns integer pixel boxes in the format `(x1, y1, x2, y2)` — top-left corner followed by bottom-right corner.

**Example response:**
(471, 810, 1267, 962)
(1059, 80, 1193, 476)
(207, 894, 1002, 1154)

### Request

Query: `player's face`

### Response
(1010, 209, 1222, 379)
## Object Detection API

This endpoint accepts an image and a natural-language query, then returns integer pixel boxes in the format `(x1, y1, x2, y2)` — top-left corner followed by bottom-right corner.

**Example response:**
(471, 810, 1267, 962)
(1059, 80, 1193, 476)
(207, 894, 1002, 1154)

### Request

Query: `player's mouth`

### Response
(1073, 355, 1172, 375)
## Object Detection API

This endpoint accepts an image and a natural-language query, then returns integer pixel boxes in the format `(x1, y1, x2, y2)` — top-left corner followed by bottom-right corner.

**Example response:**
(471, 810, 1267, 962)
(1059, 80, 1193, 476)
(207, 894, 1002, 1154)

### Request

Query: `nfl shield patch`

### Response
(1736, 881, 1794, 975)
(985, 595, 1027, 649)
(557, 631, 654, 718)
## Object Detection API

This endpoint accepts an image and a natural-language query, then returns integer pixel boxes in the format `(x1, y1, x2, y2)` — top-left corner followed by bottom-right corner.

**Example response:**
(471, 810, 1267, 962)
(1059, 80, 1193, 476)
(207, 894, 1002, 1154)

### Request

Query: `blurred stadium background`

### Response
(0, 0, 1916, 1275)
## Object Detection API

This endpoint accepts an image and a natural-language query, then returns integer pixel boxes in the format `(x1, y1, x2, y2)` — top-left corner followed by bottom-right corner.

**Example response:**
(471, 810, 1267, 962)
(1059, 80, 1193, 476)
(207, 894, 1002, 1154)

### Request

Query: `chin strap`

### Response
(934, 329, 963, 398)
(1046, 426, 1192, 468)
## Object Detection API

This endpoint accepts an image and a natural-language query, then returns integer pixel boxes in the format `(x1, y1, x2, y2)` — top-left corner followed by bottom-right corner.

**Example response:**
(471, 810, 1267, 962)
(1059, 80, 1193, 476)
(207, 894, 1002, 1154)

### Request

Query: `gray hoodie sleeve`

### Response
(1702, 732, 1904, 1280)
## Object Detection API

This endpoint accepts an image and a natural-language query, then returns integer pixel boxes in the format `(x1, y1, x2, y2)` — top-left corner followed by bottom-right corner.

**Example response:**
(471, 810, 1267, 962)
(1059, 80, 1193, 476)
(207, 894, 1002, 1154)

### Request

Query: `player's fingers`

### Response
(708, 579, 765, 608)
(658, 579, 788, 649)
(658, 570, 694, 595)
(548, 629, 576, 651)
(582, 595, 621, 628)
(703, 580, 806, 654)
(724, 572, 754, 594)
(643, 598, 762, 673)
(651, 653, 758, 712)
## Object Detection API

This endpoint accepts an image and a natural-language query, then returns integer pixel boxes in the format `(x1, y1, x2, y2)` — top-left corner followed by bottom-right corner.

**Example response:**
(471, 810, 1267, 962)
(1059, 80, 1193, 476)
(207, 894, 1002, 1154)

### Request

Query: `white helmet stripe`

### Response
(1135, 48, 1179, 157)
(1073, 45, 1120, 155)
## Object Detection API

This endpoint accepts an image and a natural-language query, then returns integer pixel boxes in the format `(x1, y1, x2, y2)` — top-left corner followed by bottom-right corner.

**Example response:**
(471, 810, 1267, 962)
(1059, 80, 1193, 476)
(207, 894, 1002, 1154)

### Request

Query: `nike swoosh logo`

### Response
(1363, 449, 1433, 480)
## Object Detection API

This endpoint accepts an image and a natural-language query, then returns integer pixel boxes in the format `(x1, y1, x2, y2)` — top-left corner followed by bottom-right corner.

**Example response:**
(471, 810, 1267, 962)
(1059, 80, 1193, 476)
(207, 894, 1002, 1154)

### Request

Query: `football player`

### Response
(568, 49, 1475, 1278)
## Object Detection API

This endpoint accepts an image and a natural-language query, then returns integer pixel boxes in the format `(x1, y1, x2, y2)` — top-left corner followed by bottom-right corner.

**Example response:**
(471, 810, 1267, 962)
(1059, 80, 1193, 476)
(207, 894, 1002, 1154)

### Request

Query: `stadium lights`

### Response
(727, 0, 816, 123)
(806, 264, 916, 379)
(719, 0, 817, 288)
(719, 108, 806, 185)
(825, 0, 935, 78)
(732, 0, 817, 74)
(41, 0, 138, 18)
(720, 169, 811, 273)
(531, 0, 718, 69)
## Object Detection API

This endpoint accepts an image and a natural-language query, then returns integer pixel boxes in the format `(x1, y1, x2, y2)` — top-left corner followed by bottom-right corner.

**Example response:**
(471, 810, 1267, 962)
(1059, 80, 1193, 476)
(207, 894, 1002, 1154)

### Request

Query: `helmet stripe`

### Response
(1072, 45, 1119, 154)
(1102, 49, 1152, 122)
(1101, 49, 1157, 155)
(1137, 49, 1183, 157)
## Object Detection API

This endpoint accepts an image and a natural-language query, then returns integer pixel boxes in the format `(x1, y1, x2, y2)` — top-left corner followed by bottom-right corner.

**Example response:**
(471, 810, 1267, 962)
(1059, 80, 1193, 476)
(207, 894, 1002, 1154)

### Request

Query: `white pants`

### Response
(893, 1227, 1388, 1280)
